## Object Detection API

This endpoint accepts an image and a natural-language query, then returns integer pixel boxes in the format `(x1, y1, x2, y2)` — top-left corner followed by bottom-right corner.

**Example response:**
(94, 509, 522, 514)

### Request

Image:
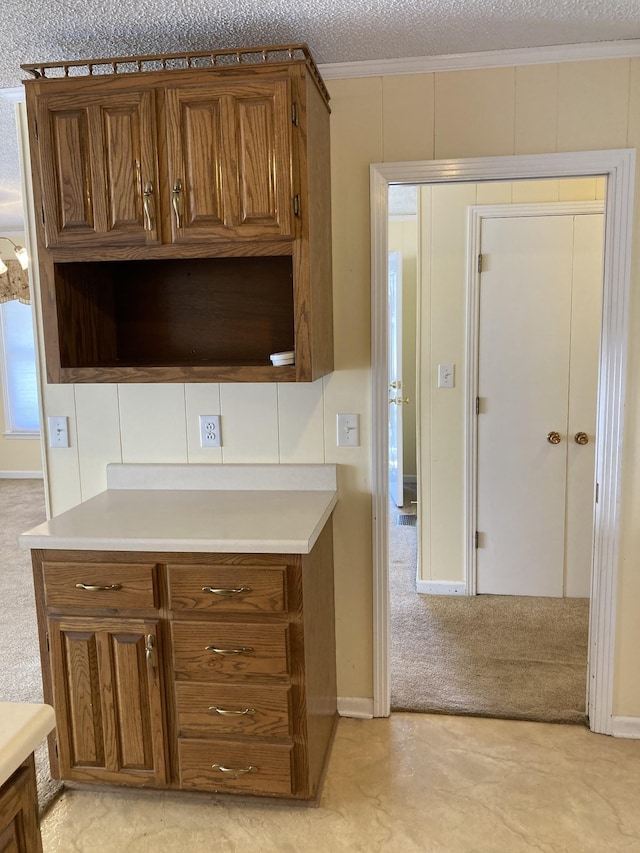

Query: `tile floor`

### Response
(41, 713, 640, 852)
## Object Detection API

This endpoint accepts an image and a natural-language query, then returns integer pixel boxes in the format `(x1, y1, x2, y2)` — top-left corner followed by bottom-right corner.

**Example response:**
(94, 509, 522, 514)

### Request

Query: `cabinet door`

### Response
(47, 617, 167, 787)
(165, 79, 293, 242)
(0, 759, 42, 853)
(36, 90, 159, 248)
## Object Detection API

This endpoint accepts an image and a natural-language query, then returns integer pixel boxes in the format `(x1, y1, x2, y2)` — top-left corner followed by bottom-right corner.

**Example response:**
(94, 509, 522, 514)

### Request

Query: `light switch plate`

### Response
(437, 363, 455, 388)
(48, 416, 69, 448)
(337, 413, 359, 447)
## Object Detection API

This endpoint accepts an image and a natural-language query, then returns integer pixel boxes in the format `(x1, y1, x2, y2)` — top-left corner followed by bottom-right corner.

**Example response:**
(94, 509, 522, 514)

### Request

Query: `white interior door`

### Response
(388, 251, 404, 508)
(476, 213, 602, 597)
(565, 214, 604, 597)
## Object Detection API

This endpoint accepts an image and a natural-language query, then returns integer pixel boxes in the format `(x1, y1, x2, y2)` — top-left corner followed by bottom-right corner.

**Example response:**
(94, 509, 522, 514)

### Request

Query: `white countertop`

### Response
(0, 702, 56, 787)
(20, 464, 338, 554)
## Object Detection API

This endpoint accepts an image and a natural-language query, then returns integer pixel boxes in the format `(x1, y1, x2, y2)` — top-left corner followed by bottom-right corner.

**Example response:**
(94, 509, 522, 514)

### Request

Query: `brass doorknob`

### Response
(574, 432, 589, 445)
(547, 431, 561, 445)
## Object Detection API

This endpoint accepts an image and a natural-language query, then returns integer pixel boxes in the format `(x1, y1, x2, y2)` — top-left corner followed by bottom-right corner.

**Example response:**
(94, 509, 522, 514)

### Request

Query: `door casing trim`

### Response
(465, 200, 605, 597)
(370, 150, 636, 734)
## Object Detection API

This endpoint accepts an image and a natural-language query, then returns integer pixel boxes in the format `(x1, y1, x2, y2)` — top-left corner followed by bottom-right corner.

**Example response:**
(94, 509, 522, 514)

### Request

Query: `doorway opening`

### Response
(372, 150, 635, 734)
(388, 186, 604, 723)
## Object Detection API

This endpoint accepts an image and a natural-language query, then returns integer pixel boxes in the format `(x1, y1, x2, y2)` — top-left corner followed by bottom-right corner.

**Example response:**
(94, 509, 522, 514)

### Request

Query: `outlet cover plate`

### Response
(199, 415, 221, 447)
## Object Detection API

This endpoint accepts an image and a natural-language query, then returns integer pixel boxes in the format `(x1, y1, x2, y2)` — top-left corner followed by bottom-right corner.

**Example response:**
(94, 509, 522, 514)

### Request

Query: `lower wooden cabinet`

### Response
(30, 520, 336, 801)
(47, 617, 167, 787)
(0, 757, 42, 853)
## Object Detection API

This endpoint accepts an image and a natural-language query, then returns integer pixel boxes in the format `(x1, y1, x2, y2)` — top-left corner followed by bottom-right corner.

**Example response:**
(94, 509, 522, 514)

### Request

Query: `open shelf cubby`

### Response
(54, 256, 295, 370)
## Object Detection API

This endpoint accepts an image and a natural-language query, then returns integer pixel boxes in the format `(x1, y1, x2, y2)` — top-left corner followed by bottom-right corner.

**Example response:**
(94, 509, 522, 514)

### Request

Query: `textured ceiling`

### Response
(1, 0, 640, 228)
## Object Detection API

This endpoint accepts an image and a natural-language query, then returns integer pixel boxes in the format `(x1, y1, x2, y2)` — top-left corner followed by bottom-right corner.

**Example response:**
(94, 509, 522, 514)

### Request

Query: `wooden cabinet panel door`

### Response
(0, 760, 42, 853)
(165, 79, 293, 242)
(48, 617, 167, 787)
(37, 90, 159, 247)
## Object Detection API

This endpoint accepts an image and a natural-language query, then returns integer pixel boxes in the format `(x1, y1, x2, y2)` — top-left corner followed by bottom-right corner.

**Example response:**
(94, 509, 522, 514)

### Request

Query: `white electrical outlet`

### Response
(199, 415, 221, 447)
(48, 416, 69, 448)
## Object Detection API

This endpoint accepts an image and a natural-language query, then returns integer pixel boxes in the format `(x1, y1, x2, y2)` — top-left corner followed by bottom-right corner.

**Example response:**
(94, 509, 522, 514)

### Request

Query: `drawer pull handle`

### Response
(201, 587, 252, 596)
(75, 583, 123, 592)
(209, 706, 256, 717)
(211, 763, 257, 777)
(205, 646, 254, 656)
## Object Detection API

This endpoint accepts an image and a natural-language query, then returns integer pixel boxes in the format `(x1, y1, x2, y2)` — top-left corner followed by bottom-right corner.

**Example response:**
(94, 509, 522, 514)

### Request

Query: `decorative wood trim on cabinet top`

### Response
(21, 43, 330, 106)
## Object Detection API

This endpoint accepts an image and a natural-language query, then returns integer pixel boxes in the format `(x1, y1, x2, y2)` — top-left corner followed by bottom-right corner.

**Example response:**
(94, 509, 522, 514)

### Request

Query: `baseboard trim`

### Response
(0, 471, 43, 479)
(416, 580, 467, 595)
(337, 697, 374, 719)
(610, 716, 640, 739)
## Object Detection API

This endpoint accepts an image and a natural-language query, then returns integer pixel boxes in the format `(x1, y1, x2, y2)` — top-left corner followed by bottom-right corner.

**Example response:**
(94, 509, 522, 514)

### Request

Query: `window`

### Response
(0, 299, 40, 435)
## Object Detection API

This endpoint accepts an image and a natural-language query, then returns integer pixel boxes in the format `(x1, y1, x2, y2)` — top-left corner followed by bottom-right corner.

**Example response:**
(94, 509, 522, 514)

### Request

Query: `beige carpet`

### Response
(0, 478, 63, 810)
(389, 505, 590, 724)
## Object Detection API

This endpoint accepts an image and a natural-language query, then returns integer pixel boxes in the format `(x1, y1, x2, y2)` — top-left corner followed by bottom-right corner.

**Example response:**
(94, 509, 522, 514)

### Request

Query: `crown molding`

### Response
(3, 41, 638, 93)
(0, 87, 24, 103)
(319, 38, 640, 79)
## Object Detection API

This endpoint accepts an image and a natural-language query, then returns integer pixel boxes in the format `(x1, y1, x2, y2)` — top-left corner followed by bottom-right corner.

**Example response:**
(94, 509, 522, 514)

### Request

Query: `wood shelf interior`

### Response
(54, 256, 295, 368)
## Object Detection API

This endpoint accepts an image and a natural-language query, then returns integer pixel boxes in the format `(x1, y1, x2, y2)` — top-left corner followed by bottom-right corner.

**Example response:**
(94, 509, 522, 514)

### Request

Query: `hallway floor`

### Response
(42, 713, 640, 852)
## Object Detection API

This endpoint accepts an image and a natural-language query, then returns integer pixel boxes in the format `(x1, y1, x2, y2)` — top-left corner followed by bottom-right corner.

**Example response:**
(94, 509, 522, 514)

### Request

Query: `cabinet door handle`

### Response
(172, 179, 183, 228)
(143, 181, 155, 231)
(145, 634, 156, 676)
(201, 587, 252, 596)
(209, 706, 255, 716)
(211, 763, 257, 777)
(75, 583, 122, 592)
(205, 646, 253, 656)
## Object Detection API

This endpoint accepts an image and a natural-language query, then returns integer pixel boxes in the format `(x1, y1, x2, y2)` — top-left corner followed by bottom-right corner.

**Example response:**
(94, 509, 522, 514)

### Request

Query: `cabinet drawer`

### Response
(168, 564, 286, 613)
(172, 622, 289, 680)
(43, 562, 157, 610)
(175, 682, 291, 738)
(178, 738, 293, 796)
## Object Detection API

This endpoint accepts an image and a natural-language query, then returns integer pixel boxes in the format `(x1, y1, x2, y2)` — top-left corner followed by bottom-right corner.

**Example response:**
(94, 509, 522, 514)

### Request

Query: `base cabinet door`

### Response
(0, 758, 42, 853)
(47, 617, 167, 787)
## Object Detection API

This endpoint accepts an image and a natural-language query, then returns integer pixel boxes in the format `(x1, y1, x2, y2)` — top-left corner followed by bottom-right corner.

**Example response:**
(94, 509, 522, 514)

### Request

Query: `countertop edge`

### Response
(0, 703, 56, 788)
(19, 492, 338, 555)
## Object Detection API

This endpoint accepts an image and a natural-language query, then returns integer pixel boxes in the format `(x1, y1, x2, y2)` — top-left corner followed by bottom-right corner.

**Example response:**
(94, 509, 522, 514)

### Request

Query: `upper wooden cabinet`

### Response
(36, 89, 159, 248)
(164, 79, 293, 243)
(36, 78, 294, 250)
(23, 45, 333, 383)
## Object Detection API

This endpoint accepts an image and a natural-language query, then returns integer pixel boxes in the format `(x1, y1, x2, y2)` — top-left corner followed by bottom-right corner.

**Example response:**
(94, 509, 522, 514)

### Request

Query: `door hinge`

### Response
(41, 205, 45, 227)
(54, 741, 58, 758)
(45, 632, 49, 653)
(475, 396, 480, 415)
(293, 194, 301, 217)
(291, 102, 299, 126)
(477, 253, 483, 274)
(474, 531, 479, 549)
(34, 119, 39, 142)
(595, 482, 599, 503)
